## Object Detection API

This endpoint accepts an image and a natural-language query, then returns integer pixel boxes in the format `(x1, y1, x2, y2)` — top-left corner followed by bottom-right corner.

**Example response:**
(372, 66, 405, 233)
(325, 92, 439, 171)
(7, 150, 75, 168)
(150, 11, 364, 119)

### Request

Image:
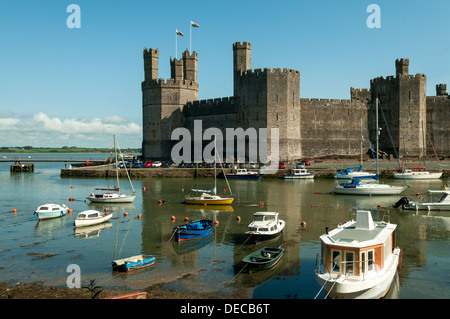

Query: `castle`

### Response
(141, 41, 450, 162)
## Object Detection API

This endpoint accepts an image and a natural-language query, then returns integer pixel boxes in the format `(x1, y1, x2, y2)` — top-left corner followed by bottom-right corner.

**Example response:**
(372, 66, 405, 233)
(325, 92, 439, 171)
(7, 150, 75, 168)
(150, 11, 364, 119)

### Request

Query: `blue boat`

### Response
(112, 255, 156, 272)
(173, 219, 215, 242)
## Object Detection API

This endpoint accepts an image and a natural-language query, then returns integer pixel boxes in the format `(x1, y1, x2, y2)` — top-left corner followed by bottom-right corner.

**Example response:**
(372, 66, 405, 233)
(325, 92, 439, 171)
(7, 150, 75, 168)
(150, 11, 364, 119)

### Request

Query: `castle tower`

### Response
(142, 48, 198, 160)
(369, 58, 426, 157)
(233, 42, 251, 96)
(436, 83, 447, 96)
(143, 48, 159, 82)
(395, 58, 409, 76)
(183, 51, 198, 82)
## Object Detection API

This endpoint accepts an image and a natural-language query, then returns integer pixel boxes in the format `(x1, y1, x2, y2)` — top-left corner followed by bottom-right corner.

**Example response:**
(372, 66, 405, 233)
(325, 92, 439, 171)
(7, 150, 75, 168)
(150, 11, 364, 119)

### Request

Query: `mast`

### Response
(422, 120, 426, 168)
(360, 117, 363, 167)
(114, 135, 120, 191)
(376, 98, 380, 180)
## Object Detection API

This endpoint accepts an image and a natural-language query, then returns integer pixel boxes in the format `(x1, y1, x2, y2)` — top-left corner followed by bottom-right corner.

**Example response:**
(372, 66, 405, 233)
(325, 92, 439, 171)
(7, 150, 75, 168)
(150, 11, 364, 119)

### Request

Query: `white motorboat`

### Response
(315, 209, 401, 299)
(34, 203, 69, 220)
(74, 210, 113, 227)
(393, 190, 450, 211)
(281, 168, 315, 179)
(226, 168, 263, 179)
(245, 212, 285, 242)
(392, 167, 442, 180)
(87, 136, 136, 203)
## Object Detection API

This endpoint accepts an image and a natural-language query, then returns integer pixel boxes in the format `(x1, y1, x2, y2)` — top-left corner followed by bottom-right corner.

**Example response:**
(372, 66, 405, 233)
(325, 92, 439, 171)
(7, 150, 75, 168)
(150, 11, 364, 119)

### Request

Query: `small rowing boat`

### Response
(242, 247, 284, 272)
(112, 255, 155, 272)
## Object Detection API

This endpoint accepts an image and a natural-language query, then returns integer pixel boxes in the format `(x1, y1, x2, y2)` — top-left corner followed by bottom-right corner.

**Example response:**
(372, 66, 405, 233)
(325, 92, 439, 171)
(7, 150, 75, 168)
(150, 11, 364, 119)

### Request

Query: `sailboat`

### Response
(333, 98, 406, 196)
(183, 136, 234, 205)
(87, 136, 136, 203)
(334, 118, 377, 180)
(393, 122, 442, 180)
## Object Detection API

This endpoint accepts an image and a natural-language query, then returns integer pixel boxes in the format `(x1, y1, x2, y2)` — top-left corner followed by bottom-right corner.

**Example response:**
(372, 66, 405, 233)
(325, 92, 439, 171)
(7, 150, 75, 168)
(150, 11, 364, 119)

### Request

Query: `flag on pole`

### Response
(191, 21, 199, 28)
(176, 29, 184, 36)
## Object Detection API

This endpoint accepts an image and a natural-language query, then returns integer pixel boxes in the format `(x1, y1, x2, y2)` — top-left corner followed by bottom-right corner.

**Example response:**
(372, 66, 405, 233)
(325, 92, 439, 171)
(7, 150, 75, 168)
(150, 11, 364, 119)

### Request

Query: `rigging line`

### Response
(116, 139, 135, 193)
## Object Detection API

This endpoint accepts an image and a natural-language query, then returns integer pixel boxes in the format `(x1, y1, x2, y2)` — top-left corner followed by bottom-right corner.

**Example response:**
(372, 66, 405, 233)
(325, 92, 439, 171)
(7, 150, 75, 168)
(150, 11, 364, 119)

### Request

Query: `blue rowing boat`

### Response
(112, 255, 155, 272)
(173, 219, 215, 242)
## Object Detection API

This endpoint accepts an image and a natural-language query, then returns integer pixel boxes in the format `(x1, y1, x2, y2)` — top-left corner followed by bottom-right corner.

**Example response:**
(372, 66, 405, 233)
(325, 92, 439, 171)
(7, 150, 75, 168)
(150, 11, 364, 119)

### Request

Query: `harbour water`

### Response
(0, 153, 449, 299)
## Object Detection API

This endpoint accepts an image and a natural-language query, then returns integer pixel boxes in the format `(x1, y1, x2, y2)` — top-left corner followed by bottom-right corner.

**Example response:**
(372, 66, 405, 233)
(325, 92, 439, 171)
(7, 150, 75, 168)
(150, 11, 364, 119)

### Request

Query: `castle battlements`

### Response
(142, 78, 198, 89)
(185, 96, 240, 116)
(370, 73, 426, 84)
(240, 67, 300, 78)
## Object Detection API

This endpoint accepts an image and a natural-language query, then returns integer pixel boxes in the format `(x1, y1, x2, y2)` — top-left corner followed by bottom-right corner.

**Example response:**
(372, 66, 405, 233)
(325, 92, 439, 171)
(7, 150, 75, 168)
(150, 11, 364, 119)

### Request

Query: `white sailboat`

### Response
(333, 98, 406, 195)
(393, 123, 442, 180)
(87, 136, 136, 203)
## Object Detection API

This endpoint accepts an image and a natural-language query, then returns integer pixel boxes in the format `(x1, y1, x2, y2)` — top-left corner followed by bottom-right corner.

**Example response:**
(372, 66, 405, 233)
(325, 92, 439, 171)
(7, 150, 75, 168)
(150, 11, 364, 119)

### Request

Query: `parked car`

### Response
(302, 160, 311, 166)
(259, 163, 266, 169)
(279, 162, 286, 169)
(143, 161, 154, 167)
(118, 162, 132, 168)
(152, 161, 162, 167)
(249, 163, 257, 169)
(296, 162, 305, 168)
(132, 162, 143, 168)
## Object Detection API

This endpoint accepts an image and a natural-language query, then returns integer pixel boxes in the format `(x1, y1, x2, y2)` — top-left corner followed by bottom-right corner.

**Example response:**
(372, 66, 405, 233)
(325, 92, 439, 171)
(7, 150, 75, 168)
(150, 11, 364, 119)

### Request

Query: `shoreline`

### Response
(0, 281, 233, 299)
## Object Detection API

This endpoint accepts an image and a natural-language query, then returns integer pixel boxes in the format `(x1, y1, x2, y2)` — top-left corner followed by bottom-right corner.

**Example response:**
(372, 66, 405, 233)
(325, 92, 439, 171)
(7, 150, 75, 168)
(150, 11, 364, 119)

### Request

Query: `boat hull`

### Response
(112, 255, 155, 272)
(35, 204, 69, 220)
(242, 247, 284, 272)
(333, 185, 406, 195)
(87, 194, 135, 203)
(173, 219, 215, 242)
(392, 172, 442, 179)
(225, 174, 264, 179)
(184, 197, 234, 205)
(315, 248, 400, 299)
(404, 203, 450, 211)
(74, 212, 113, 227)
(281, 174, 314, 179)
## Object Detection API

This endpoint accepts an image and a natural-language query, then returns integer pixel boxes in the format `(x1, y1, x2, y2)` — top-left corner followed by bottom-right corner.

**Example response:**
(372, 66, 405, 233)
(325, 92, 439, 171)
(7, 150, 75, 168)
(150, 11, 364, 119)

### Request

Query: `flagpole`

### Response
(190, 23, 191, 53)
(175, 30, 177, 59)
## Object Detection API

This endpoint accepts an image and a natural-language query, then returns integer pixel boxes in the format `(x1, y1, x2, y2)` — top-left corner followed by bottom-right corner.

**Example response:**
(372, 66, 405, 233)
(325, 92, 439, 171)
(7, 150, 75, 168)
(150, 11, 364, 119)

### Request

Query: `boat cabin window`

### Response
(253, 215, 265, 221)
(78, 214, 86, 218)
(88, 213, 99, 218)
(52, 207, 60, 211)
(345, 252, 354, 275)
(40, 207, 49, 211)
(438, 193, 447, 203)
(368, 250, 375, 271)
(332, 250, 341, 272)
(265, 215, 276, 221)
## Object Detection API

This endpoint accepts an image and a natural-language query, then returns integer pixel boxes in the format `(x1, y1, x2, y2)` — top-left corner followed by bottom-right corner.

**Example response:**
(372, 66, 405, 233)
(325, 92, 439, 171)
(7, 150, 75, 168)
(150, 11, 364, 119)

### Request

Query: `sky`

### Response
(0, 0, 449, 148)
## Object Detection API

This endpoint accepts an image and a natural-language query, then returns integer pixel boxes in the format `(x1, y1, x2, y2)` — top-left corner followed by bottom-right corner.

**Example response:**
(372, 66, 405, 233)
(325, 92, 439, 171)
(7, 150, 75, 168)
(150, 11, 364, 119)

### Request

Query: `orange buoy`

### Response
(259, 201, 264, 207)
(104, 207, 109, 212)
(171, 216, 176, 221)
(203, 202, 207, 206)
(68, 209, 72, 214)
(70, 186, 74, 188)
(214, 220, 219, 226)
(301, 221, 306, 228)
(184, 217, 189, 221)
(124, 212, 128, 217)
(138, 214, 142, 219)
(158, 199, 162, 204)
(69, 197, 73, 201)
(12, 209, 17, 213)
(223, 189, 226, 193)
(143, 187, 146, 191)
(236, 215, 241, 221)
(416, 193, 420, 196)
(316, 191, 319, 194)
(377, 204, 382, 209)
(311, 204, 314, 207)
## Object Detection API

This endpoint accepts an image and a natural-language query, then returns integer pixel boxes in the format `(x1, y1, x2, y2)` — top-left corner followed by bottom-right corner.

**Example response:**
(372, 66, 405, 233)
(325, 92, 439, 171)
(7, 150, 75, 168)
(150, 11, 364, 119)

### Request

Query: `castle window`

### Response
(409, 91, 411, 101)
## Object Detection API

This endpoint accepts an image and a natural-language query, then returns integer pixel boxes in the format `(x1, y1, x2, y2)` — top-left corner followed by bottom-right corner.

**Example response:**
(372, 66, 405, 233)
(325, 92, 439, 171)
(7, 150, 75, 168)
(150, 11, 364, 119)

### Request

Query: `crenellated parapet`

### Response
(185, 97, 240, 117)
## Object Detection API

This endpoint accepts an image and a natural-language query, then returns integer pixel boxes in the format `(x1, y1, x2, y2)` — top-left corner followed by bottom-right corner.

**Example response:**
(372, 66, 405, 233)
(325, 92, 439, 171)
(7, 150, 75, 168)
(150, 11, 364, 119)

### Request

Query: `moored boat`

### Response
(245, 212, 285, 242)
(392, 167, 442, 180)
(87, 188, 136, 203)
(34, 203, 69, 220)
(225, 169, 263, 179)
(112, 255, 155, 272)
(314, 209, 401, 299)
(334, 166, 377, 180)
(333, 178, 406, 195)
(74, 210, 113, 227)
(242, 247, 284, 272)
(393, 190, 450, 211)
(281, 168, 315, 179)
(172, 219, 215, 242)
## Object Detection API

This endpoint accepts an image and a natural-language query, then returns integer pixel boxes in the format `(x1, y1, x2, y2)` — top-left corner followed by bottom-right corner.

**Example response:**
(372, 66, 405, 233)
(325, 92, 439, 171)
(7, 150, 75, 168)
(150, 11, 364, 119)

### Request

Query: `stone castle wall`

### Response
(142, 43, 450, 162)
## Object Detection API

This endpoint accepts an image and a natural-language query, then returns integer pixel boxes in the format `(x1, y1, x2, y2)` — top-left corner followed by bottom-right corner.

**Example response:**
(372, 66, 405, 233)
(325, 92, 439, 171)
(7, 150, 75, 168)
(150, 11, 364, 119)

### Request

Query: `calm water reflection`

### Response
(0, 157, 448, 299)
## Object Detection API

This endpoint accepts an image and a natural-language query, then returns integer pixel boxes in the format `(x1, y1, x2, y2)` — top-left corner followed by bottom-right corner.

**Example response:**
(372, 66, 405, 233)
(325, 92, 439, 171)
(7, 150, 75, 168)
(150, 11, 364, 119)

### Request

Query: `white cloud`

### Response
(0, 111, 141, 148)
